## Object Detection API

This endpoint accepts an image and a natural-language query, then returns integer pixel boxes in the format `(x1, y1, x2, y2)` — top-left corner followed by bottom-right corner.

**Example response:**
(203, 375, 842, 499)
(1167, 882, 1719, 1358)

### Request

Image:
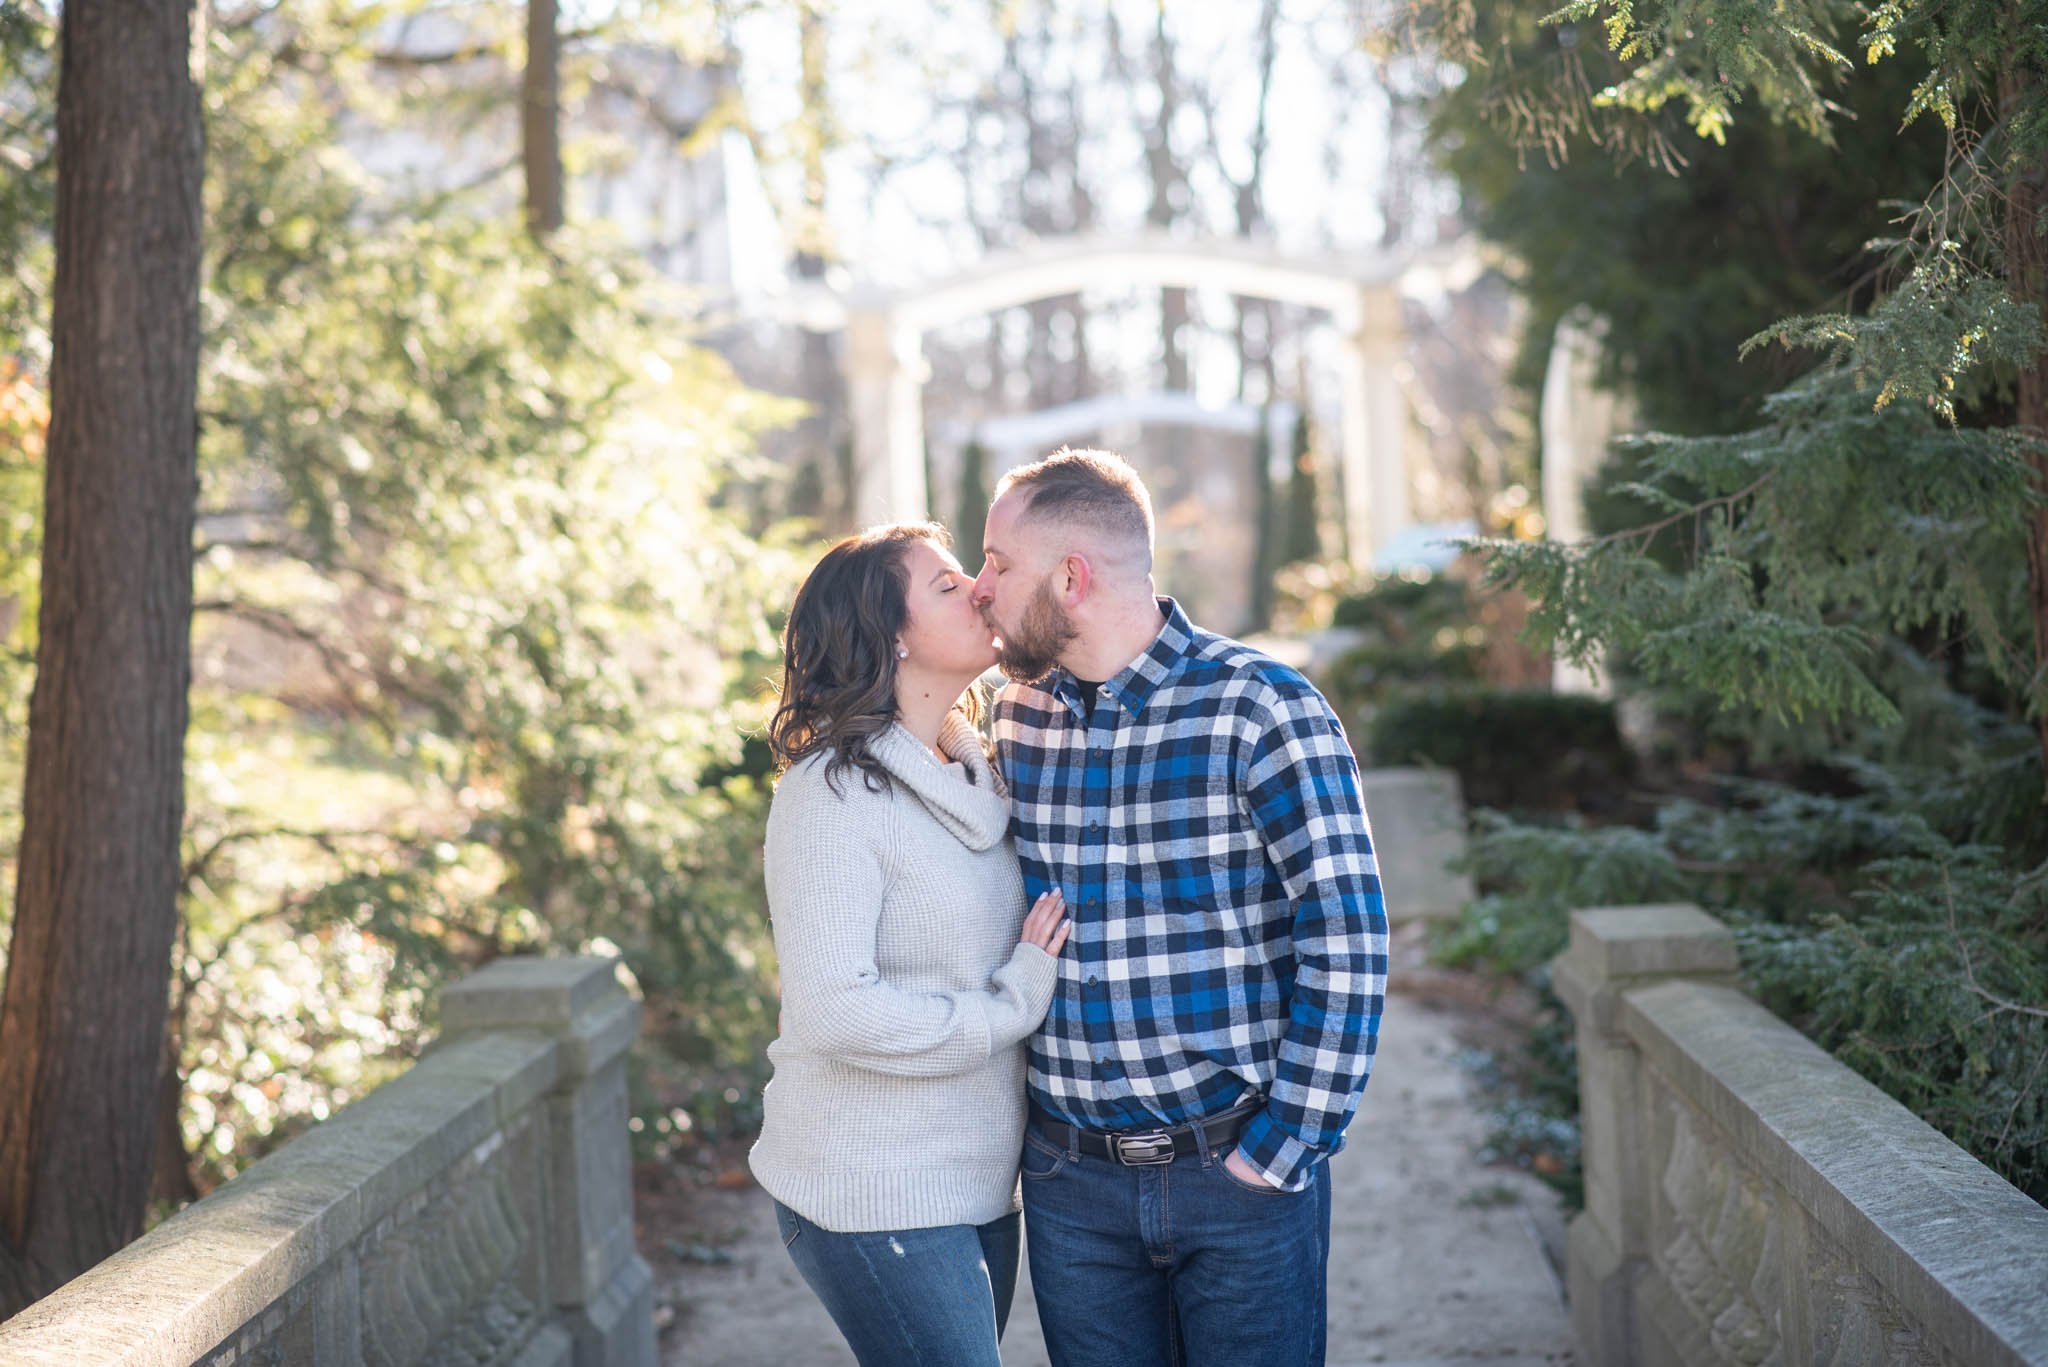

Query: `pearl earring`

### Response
(896, 645, 909, 659)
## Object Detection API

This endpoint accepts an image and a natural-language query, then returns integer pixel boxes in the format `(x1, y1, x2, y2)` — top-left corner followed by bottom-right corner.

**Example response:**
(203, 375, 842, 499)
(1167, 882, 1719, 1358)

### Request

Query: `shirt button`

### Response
(1087, 975, 1099, 986)
(1088, 820, 1101, 831)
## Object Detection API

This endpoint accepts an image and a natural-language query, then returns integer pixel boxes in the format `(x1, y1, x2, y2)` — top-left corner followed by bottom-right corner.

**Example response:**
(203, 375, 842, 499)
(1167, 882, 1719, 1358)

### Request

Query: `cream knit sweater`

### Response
(748, 710, 1058, 1233)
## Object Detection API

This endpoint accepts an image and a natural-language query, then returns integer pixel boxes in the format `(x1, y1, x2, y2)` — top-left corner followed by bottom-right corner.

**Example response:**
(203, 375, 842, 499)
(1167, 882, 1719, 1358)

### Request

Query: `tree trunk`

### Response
(522, 0, 563, 237)
(1248, 420, 1278, 631)
(796, 260, 844, 528)
(1007, 17, 1089, 409)
(955, 440, 991, 568)
(1148, 6, 1189, 397)
(1065, 77, 1096, 400)
(1236, 0, 1283, 618)
(149, 1030, 198, 1208)
(1283, 409, 1323, 566)
(1232, 0, 1282, 408)
(0, 0, 203, 1316)
(794, 3, 846, 528)
(2002, 58, 2048, 786)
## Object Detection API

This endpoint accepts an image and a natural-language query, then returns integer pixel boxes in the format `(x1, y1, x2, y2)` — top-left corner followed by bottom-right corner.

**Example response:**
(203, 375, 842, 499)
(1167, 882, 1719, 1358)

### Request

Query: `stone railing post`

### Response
(1356, 767, 1475, 921)
(1548, 905, 1740, 1367)
(439, 957, 655, 1367)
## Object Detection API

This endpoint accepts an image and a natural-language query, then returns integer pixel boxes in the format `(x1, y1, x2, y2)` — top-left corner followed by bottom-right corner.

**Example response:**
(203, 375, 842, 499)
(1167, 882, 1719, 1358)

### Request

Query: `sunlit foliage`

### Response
(1, 1, 806, 1190)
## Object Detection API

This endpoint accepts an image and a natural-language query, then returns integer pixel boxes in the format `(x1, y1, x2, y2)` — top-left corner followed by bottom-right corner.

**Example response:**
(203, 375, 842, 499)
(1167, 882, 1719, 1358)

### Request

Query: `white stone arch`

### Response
(932, 391, 1299, 483)
(772, 231, 1483, 569)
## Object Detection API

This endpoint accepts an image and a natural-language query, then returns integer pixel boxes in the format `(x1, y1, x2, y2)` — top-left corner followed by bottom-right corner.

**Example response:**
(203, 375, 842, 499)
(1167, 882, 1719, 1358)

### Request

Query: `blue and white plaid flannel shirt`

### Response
(992, 597, 1388, 1191)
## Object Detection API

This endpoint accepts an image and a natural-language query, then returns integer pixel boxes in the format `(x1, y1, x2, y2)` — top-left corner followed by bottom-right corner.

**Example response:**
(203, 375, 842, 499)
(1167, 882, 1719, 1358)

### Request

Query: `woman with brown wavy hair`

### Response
(748, 522, 1070, 1367)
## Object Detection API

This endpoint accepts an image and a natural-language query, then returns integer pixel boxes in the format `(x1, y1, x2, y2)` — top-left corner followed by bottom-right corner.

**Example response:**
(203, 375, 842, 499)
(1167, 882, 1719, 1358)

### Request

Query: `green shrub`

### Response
(1735, 837, 2047, 1201)
(1329, 635, 1483, 701)
(1323, 576, 1483, 711)
(1329, 575, 1465, 631)
(1367, 689, 1634, 815)
(1439, 772, 2048, 1207)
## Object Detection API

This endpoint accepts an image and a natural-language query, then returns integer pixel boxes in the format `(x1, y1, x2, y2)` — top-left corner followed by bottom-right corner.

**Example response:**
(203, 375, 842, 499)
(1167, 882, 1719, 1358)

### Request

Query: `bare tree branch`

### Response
(183, 824, 399, 892)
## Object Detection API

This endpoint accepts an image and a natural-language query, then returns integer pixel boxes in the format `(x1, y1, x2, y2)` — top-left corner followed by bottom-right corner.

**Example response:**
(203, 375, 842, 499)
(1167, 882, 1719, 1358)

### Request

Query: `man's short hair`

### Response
(995, 447, 1154, 560)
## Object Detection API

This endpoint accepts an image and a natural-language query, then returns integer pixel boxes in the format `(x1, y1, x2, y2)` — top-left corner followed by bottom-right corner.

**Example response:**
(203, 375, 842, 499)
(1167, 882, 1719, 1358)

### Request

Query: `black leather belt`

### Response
(1029, 1096, 1262, 1167)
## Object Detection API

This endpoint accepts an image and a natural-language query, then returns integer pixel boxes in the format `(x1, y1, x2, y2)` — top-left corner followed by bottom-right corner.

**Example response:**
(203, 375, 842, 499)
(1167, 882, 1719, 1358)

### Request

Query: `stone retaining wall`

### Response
(0, 957, 655, 1367)
(1553, 905, 2048, 1367)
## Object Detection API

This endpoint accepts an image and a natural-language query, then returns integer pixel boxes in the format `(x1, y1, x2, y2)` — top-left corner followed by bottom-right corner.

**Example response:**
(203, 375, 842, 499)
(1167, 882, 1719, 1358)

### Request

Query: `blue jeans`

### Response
(1020, 1118, 1332, 1367)
(772, 1200, 1020, 1367)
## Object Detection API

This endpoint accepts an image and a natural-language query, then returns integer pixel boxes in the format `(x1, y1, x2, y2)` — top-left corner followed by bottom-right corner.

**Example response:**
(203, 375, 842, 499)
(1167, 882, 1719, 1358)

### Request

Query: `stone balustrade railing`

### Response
(1554, 905, 2048, 1367)
(0, 956, 656, 1367)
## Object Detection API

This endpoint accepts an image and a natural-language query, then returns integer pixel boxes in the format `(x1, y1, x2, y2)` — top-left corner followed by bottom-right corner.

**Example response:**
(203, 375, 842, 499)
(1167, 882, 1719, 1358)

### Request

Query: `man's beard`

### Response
(990, 578, 1077, 683)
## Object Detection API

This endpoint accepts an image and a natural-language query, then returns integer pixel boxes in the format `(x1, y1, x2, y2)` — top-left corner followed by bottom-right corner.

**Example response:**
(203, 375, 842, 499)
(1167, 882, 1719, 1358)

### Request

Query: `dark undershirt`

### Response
(1074, 677, 1105, 715)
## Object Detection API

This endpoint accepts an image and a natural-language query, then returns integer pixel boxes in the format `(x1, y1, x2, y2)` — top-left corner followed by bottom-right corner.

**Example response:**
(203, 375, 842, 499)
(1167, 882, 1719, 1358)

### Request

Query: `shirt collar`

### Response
(1048, 597, 1195, 719)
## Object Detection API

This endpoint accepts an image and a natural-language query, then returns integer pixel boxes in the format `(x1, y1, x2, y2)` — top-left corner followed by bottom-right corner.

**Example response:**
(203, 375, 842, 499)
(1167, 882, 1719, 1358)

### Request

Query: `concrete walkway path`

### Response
(652, 975, 1575, 1365)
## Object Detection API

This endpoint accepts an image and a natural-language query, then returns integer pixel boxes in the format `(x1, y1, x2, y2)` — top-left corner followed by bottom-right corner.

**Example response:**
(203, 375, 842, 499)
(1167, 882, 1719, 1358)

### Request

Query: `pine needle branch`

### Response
(1595, 472, 1775, 553)
(1945, 866, 2048, 1021)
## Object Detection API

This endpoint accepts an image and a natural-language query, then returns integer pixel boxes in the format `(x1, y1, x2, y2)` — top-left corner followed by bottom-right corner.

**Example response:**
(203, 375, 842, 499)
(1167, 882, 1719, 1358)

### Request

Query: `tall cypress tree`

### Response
(1247, 417, 1279, 630)
(955, 439, 991, 565)
(1281, 411, 1322, 567)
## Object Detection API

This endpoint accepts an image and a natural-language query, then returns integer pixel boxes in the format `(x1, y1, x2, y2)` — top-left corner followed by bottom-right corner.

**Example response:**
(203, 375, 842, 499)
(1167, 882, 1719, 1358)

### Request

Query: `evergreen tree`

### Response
(1428, 19, 1948, 437)
(1247, 417, 1279, 631)
(787, 457, 826, 523)
(1407, 0, 2048, 1200)
(1419, 0, 2048, 770)
(1281, 411, 1322, 566)
(955, 439, 991, 565)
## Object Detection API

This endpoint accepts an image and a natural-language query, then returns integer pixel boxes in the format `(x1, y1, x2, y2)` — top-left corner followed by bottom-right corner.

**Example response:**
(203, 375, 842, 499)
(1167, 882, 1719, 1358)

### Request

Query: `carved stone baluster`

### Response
(1550, 904, 1741, 1367)
(438, 957, 654, 1367)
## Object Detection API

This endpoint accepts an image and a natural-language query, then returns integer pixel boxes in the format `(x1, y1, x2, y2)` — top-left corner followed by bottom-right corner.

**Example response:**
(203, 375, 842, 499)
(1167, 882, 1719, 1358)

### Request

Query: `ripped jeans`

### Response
(772, 1200, 1021, 1367)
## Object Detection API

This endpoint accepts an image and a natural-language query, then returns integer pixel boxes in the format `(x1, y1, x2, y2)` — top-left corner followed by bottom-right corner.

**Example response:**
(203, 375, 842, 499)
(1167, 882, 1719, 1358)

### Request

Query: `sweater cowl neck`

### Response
(868, 710, 1010, 852)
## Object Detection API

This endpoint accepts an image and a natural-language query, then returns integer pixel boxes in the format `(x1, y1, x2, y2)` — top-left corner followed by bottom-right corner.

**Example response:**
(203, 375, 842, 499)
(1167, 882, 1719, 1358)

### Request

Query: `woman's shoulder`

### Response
(766, 750, 902, 876)
(771, 749, 895, 815)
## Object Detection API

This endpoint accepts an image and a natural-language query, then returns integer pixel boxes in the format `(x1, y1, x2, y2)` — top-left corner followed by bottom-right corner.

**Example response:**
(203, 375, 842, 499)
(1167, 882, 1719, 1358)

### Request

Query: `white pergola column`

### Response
(1264, 401, 1297, 484)
(844, 307, 930, 525)
(1335, 285, 1412, 571)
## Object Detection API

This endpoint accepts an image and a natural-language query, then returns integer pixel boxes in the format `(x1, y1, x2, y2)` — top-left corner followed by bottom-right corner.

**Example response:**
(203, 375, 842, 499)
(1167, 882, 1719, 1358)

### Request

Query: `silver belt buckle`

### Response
(1112, 1131, 1176, 1166)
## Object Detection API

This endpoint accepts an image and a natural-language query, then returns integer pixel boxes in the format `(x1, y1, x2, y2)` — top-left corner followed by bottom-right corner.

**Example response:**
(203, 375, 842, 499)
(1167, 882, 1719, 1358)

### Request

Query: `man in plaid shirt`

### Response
(969, 447, 1387, 1367)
